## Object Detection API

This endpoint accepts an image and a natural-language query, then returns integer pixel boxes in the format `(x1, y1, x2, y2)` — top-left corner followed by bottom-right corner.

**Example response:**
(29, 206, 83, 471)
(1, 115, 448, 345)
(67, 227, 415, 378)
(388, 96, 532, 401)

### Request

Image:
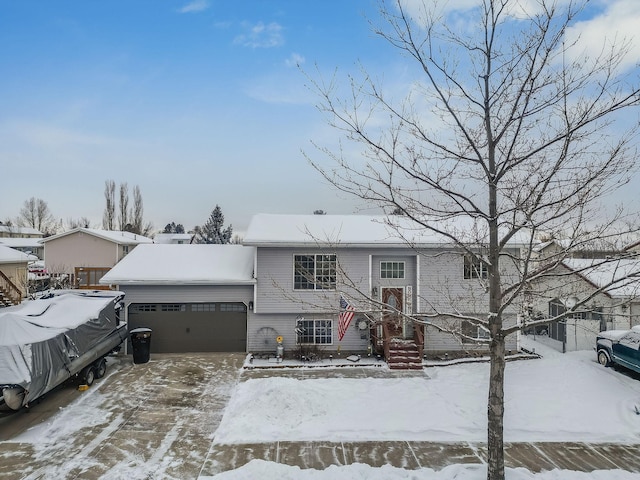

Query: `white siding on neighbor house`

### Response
(247, 312, 368, 354)
(612, 302, 640, 330)
(528, 263, 611, 352)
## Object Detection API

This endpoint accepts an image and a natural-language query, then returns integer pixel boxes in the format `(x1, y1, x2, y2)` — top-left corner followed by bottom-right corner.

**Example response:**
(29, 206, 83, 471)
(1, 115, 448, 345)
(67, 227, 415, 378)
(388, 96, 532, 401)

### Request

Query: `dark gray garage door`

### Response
(127, 302, 247, 353)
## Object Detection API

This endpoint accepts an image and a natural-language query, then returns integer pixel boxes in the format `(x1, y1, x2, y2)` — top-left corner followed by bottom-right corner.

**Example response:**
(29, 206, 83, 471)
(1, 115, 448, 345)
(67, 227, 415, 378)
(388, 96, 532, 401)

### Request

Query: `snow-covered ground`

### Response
(205, 337, 640, 479)
(216, 338, 640, 444)
(206, 460, 640, 480)
(3, 338, 640, 479)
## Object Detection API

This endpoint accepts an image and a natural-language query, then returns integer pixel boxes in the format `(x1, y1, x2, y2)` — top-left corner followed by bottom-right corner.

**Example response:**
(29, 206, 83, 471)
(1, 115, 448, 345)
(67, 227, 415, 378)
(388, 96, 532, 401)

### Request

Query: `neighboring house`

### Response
(526, 258, 640, 353)
(99, 244, 255, 353)
(0, 245, 33, 306)
(0, 237, 44, 259)
(41, 228, 153, 289)
(153, 233, 194, 244)
(0, 226, 43, 239)
(243, 214, 521, 367)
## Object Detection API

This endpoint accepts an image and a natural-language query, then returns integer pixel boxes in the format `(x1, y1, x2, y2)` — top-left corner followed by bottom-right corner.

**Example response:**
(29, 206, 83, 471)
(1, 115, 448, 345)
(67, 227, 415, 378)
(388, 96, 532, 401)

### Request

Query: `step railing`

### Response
(0, 270, 22, 306)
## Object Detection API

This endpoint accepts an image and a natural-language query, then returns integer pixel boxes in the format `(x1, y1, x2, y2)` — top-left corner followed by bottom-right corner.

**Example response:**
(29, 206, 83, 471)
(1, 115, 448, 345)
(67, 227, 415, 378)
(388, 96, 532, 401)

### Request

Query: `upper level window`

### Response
(294, 254, 336, 290)
(463, 255, 488, 279)
(380, 261, 405, 279)
(123, 245, 130, 256)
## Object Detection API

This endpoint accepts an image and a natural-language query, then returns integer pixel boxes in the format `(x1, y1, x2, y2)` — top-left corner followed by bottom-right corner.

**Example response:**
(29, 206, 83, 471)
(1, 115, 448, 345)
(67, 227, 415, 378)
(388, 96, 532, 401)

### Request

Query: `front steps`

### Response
(387, 339, 423, 370)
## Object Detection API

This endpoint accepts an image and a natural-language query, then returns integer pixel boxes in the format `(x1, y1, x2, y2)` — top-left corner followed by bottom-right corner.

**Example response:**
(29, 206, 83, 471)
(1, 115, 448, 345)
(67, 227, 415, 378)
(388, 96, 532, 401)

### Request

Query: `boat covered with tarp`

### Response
(0, 290, 126, 410)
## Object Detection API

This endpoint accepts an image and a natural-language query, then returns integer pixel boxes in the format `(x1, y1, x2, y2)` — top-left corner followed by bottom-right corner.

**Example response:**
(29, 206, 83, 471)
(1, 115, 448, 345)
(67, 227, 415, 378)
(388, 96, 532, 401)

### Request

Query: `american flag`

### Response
(338, 295, 356, 341)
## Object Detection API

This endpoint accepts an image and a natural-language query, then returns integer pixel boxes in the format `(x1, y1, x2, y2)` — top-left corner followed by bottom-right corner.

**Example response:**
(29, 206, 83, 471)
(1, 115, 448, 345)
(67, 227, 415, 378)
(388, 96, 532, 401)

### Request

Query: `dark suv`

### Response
(596, 326, 640, 374)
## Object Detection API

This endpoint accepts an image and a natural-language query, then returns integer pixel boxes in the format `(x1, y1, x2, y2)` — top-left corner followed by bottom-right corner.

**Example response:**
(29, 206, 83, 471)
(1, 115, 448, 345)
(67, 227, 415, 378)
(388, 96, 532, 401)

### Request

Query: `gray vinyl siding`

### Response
(247, 312, 368, 354)
(424, 315, 518, 354)
(253, 245, 522, 355)
(118, 284, 253, 305)
(417, 249, 521, 314)
(255, 247, 424, 314)
(254, 247, 372, 314)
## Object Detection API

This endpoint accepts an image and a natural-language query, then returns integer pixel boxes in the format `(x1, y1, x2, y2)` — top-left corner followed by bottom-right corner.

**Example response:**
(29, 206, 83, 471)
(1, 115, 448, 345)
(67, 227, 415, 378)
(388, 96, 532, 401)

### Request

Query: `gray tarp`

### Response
(0, 290, 125, 406)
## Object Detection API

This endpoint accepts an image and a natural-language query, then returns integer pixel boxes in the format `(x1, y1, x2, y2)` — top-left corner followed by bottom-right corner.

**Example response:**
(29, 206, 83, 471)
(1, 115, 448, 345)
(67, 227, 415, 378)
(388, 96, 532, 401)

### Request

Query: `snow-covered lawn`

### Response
(206, 337, 640, 479)
(4, 339, 640, 479)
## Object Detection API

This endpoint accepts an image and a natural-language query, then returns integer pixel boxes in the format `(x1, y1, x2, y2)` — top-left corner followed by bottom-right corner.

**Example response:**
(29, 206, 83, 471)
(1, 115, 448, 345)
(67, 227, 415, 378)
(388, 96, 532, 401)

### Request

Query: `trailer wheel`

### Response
(82, 366, 96, 386)
(94, 358, 107, 379)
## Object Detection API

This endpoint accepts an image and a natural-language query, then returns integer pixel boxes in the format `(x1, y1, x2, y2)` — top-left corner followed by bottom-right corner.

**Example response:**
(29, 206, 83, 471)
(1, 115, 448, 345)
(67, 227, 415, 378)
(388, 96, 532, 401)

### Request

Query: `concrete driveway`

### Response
(1, 353, 639, 479)
(0, 353, 244, 480)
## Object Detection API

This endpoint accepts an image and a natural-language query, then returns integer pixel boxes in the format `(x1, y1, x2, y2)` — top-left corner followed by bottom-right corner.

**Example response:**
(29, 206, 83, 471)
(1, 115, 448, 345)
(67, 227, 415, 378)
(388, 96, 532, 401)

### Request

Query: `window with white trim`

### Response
(296, 319, 333, 344)
(463, 256, 488, 279)
(380, 261, 405, 279)
(293, 254, 336, 290)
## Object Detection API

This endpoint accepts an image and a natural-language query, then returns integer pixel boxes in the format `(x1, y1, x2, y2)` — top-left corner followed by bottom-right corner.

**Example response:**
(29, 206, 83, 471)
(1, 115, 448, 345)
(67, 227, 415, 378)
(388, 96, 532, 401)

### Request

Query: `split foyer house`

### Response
(41, 228, 153, 289)
(99, 214, 522, 365)
(243, 214, 521, 365)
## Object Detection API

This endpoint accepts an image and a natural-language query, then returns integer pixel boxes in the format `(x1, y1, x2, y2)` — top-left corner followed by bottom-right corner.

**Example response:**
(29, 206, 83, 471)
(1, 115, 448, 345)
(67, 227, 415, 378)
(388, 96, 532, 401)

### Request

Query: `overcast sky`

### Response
(1, 0, 639, 234)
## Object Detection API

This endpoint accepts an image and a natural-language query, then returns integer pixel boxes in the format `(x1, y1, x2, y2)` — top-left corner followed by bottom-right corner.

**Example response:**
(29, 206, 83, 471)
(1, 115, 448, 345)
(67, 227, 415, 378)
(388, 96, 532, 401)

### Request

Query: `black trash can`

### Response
(130, 327, 152, 364)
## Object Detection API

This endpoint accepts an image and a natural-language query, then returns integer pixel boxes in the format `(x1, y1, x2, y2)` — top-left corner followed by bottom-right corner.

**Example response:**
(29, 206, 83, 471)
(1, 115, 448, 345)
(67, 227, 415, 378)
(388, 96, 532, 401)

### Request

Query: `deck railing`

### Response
(0, 270, 22, 306)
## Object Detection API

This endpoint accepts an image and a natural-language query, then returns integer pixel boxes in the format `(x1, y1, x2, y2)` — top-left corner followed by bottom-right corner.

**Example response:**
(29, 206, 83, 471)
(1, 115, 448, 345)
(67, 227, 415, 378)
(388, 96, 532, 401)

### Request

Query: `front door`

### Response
(382, 287, 404, 338)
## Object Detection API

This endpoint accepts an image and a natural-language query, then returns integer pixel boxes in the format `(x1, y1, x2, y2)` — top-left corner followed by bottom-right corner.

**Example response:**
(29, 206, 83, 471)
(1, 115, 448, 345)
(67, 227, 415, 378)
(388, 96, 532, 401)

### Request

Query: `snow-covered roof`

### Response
(562, 258, 640, 298)
(243, 213, 528, 248)
(99, 244, 256, 286)
(0, 245, 34, 264)
(0, 238, 43, 249)
(40, 228, 154, 245)
(153, 233, 194, 244)
(243, 214, 445, 247)
(0, 226, 43, 236)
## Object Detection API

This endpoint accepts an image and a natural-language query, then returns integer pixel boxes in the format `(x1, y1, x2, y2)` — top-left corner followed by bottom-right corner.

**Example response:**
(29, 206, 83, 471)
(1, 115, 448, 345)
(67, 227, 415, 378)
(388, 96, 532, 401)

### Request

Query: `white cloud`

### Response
(285, 53, 305, 67)
(234, 21, 284, 48)
(178, 0, 209, 14)
(564, 0, 640, 72)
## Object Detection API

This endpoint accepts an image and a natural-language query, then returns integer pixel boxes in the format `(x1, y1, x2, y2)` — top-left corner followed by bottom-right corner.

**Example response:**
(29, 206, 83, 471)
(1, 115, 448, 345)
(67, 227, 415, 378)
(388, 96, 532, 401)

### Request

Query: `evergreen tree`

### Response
(195, 205, 232, 244)
(163, 222, 185, 234)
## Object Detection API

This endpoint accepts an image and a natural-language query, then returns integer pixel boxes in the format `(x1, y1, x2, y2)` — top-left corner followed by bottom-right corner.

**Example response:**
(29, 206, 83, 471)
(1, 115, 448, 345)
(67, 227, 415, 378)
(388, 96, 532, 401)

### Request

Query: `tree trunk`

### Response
(487, 331, 506, 480)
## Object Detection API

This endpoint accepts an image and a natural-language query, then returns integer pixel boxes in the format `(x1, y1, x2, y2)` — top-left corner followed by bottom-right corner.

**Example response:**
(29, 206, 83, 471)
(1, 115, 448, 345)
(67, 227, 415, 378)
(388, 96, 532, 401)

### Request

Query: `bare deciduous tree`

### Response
(130, 185, 153, 236)
(102, 180, 116, 230)
(306, 1, 640, 479)
(102, 180, 152, 235)
(66, 217, 93, 229)
(118, 183, 129, 231)
(16, 197, 57, 235)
